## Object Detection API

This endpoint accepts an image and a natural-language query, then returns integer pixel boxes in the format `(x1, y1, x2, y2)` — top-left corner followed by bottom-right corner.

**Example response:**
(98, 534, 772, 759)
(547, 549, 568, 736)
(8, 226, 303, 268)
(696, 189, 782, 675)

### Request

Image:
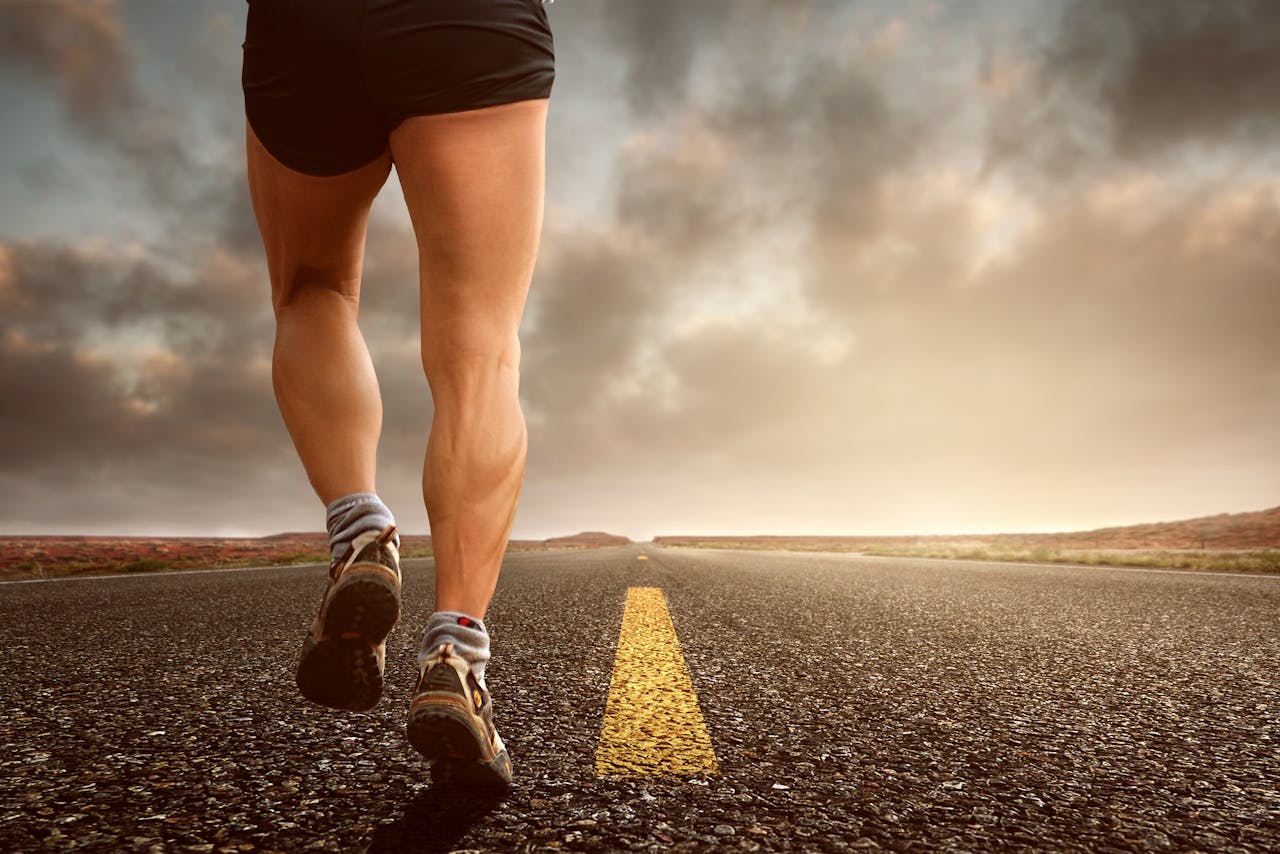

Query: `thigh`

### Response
(388, 98, 549, 347)
(245, 118, 393, 311)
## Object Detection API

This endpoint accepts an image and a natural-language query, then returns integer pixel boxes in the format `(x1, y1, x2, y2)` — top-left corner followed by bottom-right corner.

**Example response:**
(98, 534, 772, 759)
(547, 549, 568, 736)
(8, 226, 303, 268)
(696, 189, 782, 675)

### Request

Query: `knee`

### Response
(272, 266, 361, 315)
(420, 324, 522, 388)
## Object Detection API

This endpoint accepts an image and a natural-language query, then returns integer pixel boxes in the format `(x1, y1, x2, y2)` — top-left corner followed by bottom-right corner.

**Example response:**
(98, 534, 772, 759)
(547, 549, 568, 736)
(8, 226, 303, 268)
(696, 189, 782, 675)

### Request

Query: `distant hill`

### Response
(654, 505, 1280, 550)
(1044, 505, 1280, 550)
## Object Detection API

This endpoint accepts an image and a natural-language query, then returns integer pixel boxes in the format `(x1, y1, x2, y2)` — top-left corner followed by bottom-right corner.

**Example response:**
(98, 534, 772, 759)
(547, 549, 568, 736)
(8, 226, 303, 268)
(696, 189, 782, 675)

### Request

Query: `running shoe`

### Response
(406, 641, 514, 789)
(295, 522, 401, 712)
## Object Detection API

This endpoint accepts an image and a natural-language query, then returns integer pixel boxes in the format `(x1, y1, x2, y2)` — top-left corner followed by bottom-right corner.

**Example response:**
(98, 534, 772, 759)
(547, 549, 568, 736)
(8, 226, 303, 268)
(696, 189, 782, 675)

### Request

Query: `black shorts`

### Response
(241, 0, 555, 177)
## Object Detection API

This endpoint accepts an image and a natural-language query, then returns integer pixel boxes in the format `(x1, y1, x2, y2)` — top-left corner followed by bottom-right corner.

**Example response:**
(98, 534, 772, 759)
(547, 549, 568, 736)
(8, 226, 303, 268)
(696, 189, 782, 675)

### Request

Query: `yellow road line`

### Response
(595, 586, 719, 777)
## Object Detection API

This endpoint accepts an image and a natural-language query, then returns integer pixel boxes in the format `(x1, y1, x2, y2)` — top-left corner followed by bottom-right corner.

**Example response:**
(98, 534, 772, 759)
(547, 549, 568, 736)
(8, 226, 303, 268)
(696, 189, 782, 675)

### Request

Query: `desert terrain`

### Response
(0, 530, 630, 580)
(5, 507, 1278, 580)
(655, 506, 1280, 574)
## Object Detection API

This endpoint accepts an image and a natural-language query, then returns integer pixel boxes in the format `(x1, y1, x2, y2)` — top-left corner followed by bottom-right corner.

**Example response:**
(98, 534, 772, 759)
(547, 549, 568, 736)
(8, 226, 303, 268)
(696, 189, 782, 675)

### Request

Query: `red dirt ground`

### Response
(0, 530, 631, 579)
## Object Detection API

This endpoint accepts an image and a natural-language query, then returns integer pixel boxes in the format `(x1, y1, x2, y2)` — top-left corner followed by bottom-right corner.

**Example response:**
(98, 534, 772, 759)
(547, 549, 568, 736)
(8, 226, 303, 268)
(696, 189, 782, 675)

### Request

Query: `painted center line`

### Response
(595, 586, 719, 778)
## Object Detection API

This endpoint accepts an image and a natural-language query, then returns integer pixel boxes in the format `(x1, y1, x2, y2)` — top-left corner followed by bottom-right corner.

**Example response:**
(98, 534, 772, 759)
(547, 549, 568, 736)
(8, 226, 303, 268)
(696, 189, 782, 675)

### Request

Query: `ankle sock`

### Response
(325, 491, 399, 565)
(421, 610, 491, 686)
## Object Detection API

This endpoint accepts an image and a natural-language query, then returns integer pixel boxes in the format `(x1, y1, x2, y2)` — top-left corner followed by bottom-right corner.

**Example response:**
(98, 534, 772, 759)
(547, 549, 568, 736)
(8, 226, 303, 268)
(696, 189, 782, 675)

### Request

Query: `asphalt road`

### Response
(2, 544, 1277, 853)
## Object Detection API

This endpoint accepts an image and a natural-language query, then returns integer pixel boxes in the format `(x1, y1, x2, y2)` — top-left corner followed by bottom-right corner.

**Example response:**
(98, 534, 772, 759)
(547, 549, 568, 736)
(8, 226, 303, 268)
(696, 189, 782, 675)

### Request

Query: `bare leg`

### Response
(389, 98, 548, 619)
(244, 120, 393, 506)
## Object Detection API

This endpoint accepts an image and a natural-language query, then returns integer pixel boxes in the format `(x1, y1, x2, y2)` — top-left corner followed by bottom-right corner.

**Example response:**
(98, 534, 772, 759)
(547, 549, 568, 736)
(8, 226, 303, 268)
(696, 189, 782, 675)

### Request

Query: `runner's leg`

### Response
(388, 97, 549, 619)
(244, 119, 393, 506)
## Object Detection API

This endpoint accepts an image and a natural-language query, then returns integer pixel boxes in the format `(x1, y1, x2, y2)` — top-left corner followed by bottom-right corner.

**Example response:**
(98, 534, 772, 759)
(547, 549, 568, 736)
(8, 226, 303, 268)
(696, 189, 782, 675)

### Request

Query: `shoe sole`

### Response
(406, 698, 513, 788)
(296, 568, 400, 713)
(322, 569, 400, 642)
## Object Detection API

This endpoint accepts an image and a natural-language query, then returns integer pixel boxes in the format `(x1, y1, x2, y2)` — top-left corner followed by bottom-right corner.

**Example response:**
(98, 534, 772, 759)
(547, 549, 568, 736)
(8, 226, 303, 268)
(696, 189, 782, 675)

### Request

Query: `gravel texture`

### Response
(1, 544, 1277, 852)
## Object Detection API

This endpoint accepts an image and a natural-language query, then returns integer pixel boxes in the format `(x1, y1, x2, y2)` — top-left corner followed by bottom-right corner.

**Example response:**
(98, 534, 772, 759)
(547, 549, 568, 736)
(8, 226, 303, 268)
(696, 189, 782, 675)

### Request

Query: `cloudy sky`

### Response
(1, 1, 1277, 540)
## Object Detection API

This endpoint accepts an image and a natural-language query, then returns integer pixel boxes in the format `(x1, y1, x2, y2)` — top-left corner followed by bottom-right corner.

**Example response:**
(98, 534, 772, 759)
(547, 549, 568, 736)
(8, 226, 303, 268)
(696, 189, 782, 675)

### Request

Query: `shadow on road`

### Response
(370, 784, 507, 852)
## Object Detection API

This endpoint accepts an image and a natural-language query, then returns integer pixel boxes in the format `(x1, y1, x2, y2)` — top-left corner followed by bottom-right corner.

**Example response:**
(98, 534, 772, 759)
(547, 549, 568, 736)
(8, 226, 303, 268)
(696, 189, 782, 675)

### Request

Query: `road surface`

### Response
(2, 544, 1277, 852)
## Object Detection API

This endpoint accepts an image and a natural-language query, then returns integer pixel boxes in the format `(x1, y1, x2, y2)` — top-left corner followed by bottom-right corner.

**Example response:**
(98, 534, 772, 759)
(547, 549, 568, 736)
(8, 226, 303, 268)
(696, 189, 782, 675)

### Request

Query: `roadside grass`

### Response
(857, 545, 1280, 573)
(0, 544, 620, 581)
(1, 547, 444, 581)
(666, 541, 1280, 574)
(4, 551, 331, 580)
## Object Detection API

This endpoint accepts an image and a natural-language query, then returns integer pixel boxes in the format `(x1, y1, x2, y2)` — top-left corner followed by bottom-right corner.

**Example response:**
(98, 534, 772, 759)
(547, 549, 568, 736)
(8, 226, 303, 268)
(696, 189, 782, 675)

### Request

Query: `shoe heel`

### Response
(406, 704, 484, 763)
(323, 572, 400, 643)
(408, 706, 513, 789)
(429, 750, 514, 790)
(296, 637, 383, 712)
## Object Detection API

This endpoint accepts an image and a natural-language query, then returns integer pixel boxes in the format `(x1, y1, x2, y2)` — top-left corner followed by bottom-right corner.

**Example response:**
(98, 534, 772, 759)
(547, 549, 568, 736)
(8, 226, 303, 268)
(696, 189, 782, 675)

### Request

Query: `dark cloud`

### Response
(0, 236, 276, 445)
(599, 0, 722, 118)
(0, 0, 136, 132)
(522, 1, 921, 415)
(986, 0, 1280, 182)
(1068, 0, 1280, 158)
(613, 122, 746, 259)
(0, 233, 358, 533)
(0, 339, 154, 472)
(2, 239, 266, 359)
(0, 0, 245, 217)
(519, 225, 667, 430)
